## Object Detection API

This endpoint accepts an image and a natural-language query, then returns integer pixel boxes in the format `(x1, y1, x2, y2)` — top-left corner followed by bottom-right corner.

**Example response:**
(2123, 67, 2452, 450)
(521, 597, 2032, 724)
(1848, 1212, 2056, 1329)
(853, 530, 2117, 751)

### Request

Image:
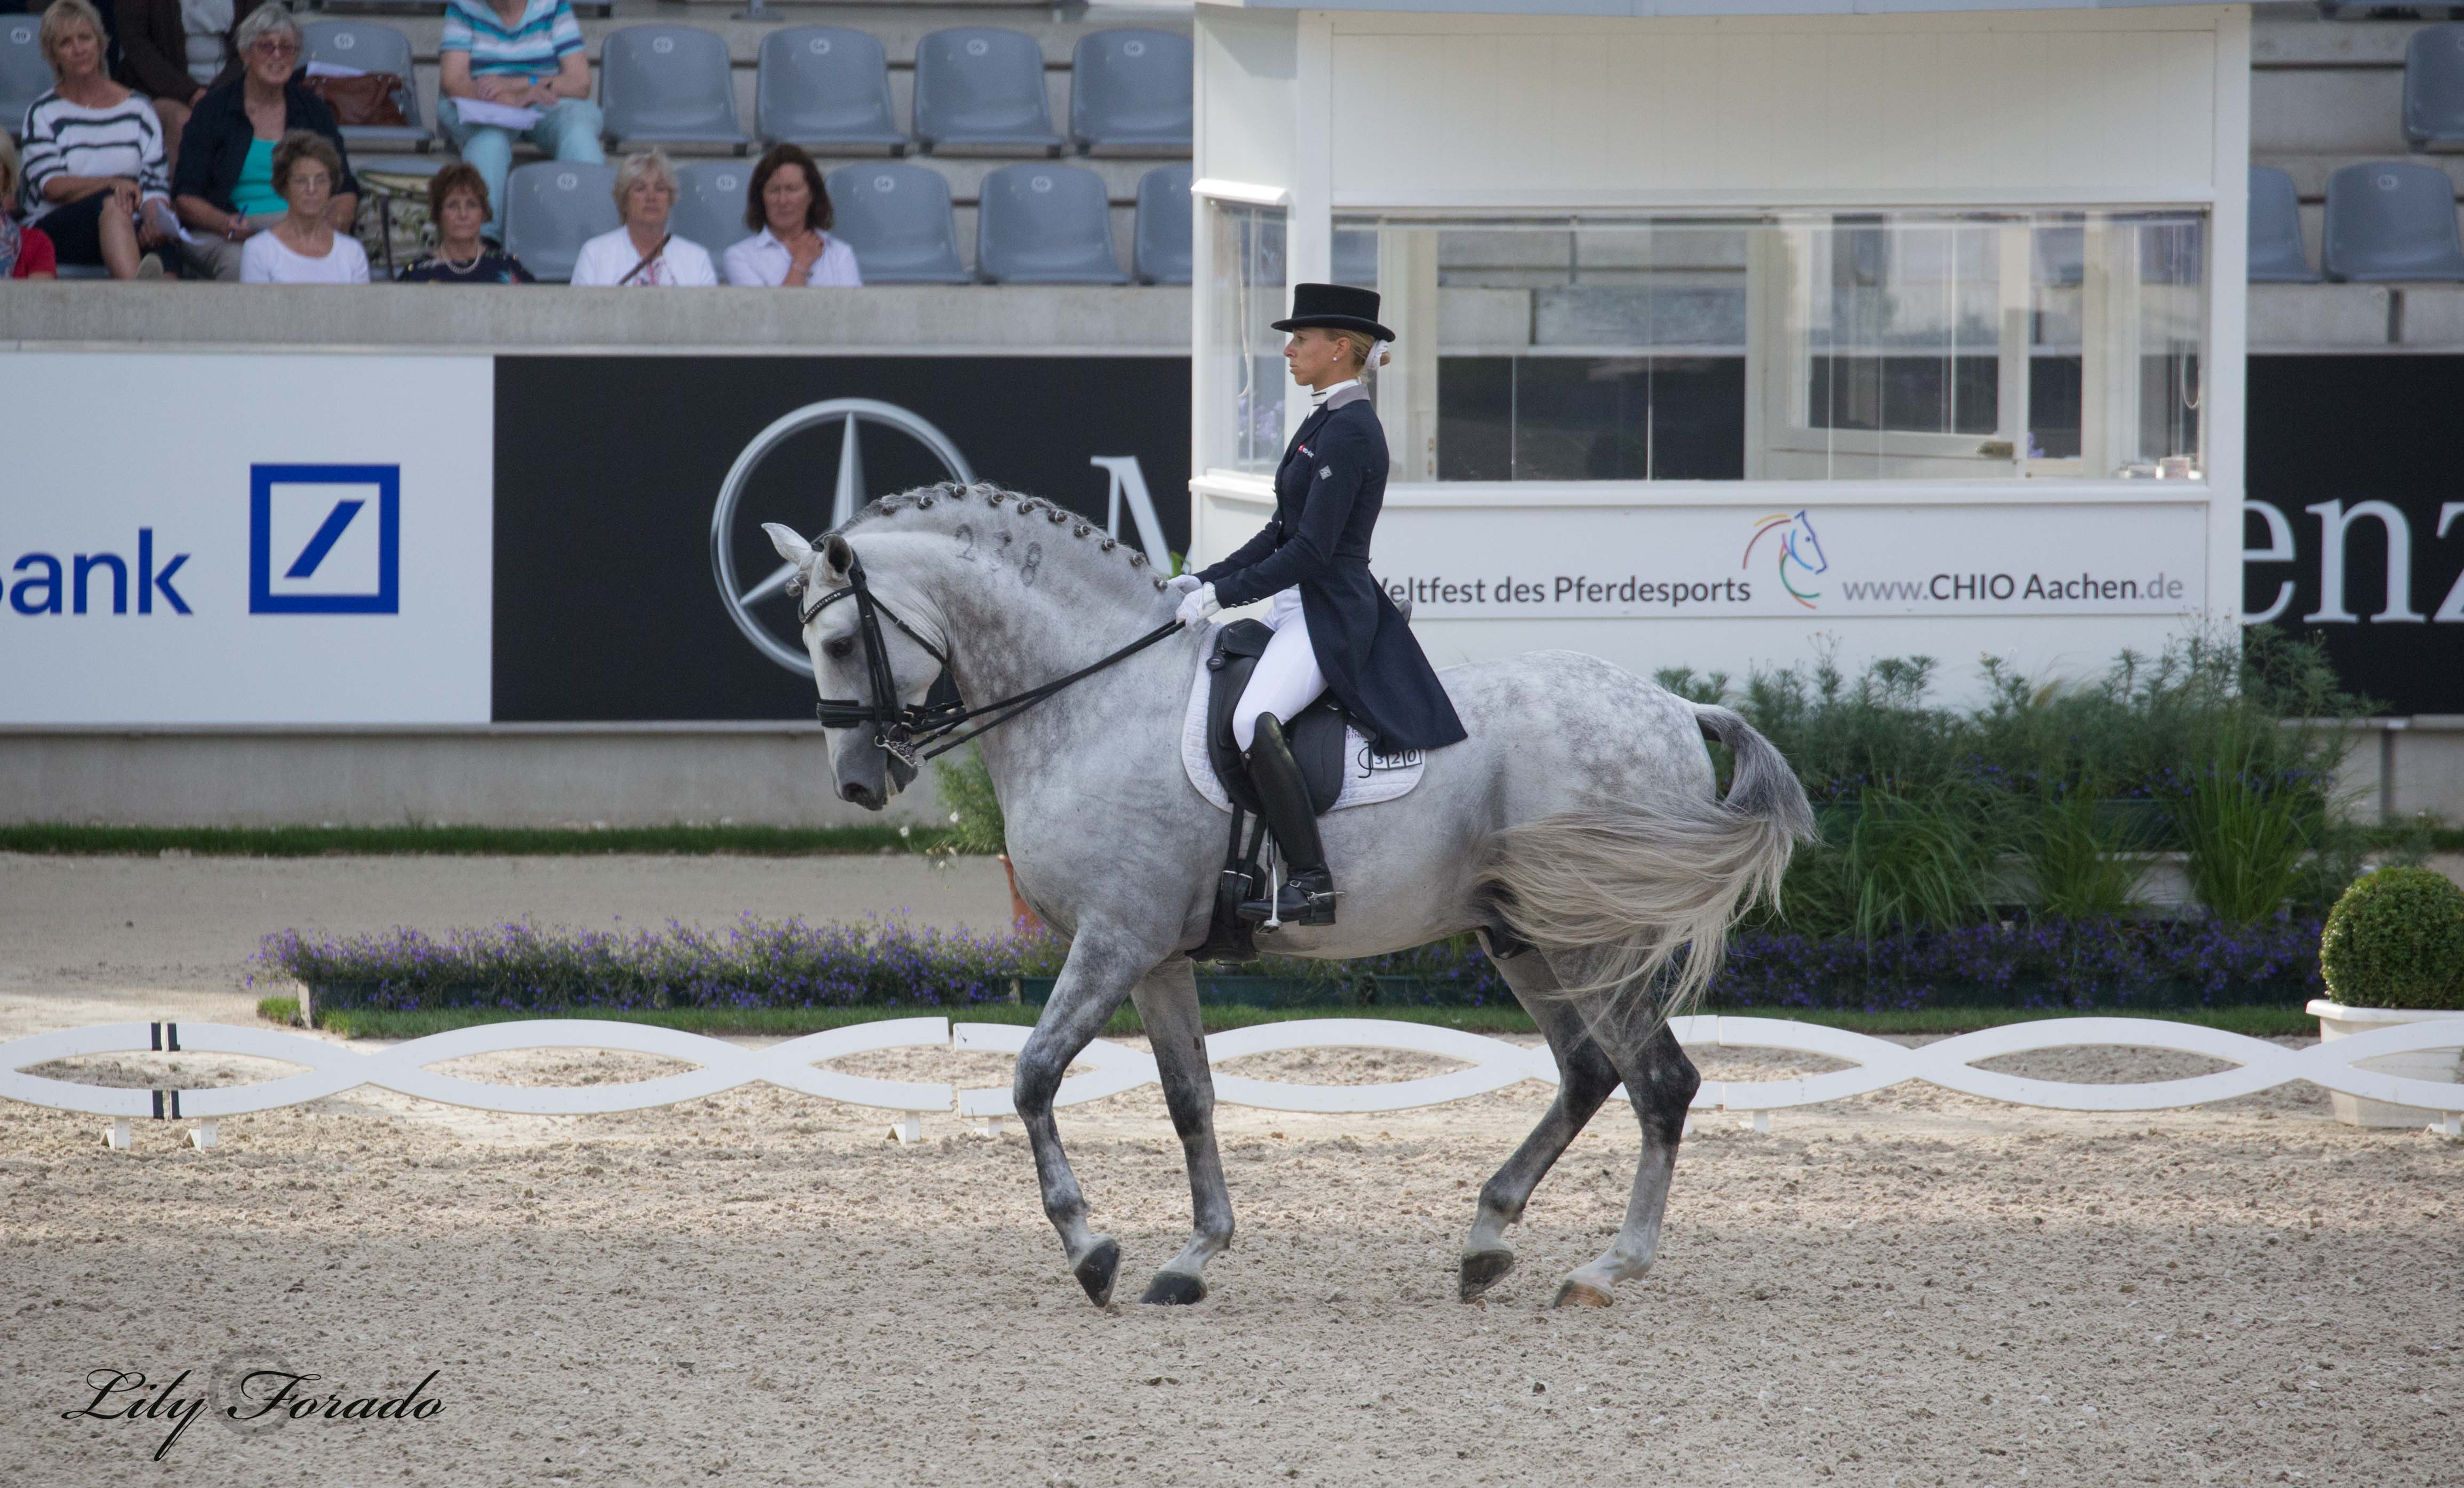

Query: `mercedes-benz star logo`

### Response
(709, 398, 974, 675)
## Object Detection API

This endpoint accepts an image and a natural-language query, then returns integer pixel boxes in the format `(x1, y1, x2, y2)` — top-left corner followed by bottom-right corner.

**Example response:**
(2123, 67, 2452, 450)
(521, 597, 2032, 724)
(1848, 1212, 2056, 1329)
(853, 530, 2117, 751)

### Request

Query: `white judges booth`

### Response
(1186, 0, 2247, 695)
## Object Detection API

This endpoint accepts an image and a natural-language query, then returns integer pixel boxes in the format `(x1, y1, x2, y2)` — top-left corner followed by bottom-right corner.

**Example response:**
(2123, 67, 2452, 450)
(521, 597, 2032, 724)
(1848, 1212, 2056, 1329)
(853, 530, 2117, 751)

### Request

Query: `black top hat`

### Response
(1271, 283, 1394, 343)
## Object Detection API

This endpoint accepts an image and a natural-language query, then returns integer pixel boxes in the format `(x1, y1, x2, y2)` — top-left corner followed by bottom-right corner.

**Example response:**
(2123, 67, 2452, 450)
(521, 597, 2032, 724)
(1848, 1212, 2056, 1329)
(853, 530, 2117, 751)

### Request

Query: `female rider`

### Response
(1170, 283, 1468, 926)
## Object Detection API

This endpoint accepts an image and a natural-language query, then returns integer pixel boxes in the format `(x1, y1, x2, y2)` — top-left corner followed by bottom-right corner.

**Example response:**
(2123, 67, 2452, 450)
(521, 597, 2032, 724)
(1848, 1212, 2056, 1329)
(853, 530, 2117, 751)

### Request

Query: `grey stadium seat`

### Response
(2404, 23, 2464, 151)
(1070, 29, 1191, 153)
(1132, 162, 1190, 284)
(599, 25, 748, 153)
(302, 21, 429, 153)
(757, 27, 906, 154)
(673, 159, 751, 267)
(975, 162, 1125, 284)
(2322, 161, 2464, 281)
(4, 15, 47, 141)
(912, 28, 1063, 155)
(825, 163, 969, 283)
(503, 161, 619, 282)
(2247, 165, 2319, 284)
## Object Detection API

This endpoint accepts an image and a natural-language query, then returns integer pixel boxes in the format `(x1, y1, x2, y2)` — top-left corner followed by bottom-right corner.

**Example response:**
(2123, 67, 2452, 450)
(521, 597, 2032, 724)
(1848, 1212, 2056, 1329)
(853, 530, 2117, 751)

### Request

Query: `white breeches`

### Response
(1233, 588, 1328, 752)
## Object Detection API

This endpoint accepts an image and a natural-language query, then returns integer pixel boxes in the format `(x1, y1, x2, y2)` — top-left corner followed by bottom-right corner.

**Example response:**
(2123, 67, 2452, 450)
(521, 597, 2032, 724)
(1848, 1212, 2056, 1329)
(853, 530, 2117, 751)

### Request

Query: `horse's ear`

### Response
(821, 533, 855, 583)
(763, 524, 816, 570)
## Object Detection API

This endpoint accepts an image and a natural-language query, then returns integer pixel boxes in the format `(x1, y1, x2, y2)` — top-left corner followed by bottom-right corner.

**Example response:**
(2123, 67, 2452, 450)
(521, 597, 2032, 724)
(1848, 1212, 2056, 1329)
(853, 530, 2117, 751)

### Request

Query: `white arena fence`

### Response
(2, 1015, 2459, 1150)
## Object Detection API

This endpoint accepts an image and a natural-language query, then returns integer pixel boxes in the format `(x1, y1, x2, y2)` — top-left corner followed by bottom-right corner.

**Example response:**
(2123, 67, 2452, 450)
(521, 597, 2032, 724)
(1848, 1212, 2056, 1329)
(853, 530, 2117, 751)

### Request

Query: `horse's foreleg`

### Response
(1127, 956, 1232, 1306)
(1460, 947, 1622, 1302)
(1555, 1016, 1700, 1308)
(1014, 929, 1157, 1307)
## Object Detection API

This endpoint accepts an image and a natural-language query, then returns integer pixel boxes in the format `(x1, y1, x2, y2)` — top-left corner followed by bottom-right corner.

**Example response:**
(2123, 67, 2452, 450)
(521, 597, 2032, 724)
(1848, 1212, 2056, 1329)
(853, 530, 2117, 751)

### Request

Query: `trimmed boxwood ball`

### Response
(2319, 867, 2464, 1010)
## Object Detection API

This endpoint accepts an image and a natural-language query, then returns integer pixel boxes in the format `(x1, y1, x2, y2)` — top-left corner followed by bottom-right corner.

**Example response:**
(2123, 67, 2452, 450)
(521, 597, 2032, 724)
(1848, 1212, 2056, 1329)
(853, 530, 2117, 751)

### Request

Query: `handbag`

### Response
(307, 72, 409, 129)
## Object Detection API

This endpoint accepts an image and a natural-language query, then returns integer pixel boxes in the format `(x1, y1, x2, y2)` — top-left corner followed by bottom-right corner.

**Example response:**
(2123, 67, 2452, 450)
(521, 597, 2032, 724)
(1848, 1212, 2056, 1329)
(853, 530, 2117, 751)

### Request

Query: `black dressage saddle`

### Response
(1204, 620, 1350, 818)
(1192, 620, 1353, 962)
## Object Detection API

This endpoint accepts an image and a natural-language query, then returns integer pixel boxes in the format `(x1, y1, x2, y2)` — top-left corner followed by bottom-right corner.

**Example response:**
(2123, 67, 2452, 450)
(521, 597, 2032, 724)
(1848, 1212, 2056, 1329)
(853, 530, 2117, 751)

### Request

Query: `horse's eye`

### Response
(822, 637, 855, 661)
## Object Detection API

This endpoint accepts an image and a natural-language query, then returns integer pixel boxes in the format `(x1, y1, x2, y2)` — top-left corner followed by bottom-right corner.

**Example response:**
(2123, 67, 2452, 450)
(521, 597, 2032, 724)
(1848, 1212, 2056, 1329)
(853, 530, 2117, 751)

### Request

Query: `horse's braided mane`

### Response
(837, 481, 1172, 594)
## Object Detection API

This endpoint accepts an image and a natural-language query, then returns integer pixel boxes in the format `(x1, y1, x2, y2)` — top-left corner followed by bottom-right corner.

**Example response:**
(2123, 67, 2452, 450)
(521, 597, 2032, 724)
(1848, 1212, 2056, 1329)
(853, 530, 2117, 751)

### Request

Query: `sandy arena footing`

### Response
(2, 855, 2458, 1485)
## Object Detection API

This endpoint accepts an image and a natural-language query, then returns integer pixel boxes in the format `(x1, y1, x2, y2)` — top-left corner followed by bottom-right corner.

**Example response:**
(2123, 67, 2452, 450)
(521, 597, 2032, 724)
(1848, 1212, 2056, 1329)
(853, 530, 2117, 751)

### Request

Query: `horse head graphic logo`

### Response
(1743, 509, 1829, 610)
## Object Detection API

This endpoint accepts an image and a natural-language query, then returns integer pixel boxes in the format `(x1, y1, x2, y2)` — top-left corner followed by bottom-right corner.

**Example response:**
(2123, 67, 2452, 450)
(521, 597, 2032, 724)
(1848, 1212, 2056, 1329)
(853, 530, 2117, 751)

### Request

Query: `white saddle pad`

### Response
(1179, 641, 1426, 814)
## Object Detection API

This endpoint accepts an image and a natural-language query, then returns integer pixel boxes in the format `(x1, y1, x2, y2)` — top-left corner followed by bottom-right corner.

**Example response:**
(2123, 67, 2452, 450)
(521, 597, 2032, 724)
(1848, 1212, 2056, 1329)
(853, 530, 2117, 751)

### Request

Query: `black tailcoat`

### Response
(1197, 386, 1468, 752)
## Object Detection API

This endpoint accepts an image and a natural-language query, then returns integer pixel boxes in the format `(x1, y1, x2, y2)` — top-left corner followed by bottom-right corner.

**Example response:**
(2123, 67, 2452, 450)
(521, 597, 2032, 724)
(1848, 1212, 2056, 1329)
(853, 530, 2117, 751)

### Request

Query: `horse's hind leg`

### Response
(1554, 1013, 1701, 1308)
(1014, 927, 1163, 1307)
(1128, 956, 1233, 1306)
(1460, 945, 1622, 1302)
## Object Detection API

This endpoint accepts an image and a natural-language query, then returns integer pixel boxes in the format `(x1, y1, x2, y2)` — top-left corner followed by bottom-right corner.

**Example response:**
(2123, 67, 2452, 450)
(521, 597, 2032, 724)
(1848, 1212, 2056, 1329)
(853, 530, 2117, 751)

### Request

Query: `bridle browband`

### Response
(793, 548, 1185, 769)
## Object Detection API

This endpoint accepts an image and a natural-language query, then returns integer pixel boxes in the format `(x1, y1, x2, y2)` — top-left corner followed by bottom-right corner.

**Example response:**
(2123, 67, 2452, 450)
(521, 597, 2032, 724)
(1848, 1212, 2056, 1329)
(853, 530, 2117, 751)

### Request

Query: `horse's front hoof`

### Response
(1552, 1278, 1614, 1309)
(1073, 1237, 1122, 1307)
(1139, 1269, 1207, 1306)
(1459, 1247, 1516, 1302)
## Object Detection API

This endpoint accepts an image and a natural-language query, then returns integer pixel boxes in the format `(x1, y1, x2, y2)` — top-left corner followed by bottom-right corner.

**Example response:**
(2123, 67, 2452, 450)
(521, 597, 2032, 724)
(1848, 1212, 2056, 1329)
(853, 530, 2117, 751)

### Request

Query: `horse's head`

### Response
(1783, 510, 1829, 577)
(764, 523, 948, 810)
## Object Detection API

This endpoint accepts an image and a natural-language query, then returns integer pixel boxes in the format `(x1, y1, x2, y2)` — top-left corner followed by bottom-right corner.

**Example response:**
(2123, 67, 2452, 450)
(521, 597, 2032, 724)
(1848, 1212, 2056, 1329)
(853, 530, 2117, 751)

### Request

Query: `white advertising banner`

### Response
(1366, 499, 2210, 621)
(0, 354, 491, 724)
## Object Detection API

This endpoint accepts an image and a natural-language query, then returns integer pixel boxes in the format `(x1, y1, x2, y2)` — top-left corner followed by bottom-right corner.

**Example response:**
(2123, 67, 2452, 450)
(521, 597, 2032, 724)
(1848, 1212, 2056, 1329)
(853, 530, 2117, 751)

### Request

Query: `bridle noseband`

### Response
(793, 547, 1184, 770)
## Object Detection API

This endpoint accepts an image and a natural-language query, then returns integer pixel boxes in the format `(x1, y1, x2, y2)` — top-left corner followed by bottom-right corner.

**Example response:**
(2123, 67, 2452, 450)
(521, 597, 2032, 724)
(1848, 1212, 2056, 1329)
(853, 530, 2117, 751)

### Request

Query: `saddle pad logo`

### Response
(1178, 647, 1423, 815)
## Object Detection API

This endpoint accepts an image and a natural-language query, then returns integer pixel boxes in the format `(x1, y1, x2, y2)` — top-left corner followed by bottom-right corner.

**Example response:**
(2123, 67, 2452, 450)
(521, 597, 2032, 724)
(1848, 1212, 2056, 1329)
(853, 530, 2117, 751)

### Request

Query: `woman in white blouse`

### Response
(569, 150, 716, 287)
(237, 131, 369, 283)
(722, 144, 860, 288)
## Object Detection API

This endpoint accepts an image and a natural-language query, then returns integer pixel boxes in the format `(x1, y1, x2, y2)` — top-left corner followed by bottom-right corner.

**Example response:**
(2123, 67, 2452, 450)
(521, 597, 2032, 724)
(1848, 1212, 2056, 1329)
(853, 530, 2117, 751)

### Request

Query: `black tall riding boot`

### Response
(1238, 714, 1337, 926)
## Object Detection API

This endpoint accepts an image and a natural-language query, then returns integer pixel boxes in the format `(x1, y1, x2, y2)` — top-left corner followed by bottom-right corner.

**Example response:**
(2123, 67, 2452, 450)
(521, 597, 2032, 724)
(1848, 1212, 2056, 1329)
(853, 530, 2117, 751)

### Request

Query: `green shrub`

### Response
(2318, 866, 2464, 1010)
(2178, 737, 2310, 927)
(2021, 784, 2152, 919)
(933, 745, 1006, 857)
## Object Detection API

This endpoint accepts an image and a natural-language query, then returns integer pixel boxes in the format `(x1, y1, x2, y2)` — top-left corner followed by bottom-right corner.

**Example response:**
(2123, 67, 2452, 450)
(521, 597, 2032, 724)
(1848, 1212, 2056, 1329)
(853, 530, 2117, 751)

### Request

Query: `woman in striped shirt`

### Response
(436, 0, 602, 244)
(19, 0, 179, 278)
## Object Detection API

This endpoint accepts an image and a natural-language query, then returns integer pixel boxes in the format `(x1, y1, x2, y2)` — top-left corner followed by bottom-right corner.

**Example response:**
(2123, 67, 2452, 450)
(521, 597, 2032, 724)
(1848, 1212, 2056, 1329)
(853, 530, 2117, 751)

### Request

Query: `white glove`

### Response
(1174, 582, 1220, 628)
(1165, 573, 1204, 597)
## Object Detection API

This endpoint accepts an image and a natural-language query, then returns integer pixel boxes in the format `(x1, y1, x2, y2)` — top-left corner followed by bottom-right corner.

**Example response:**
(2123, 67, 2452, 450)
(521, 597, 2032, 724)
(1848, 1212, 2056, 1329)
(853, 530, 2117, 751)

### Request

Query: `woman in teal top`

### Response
(229, 138, 283, 220)
(167, 6, 358, 281)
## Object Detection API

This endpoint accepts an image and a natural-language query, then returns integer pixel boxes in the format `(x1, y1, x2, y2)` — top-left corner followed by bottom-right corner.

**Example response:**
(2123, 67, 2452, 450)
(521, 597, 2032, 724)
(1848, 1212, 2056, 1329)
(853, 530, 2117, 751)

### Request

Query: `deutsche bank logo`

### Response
(250, 465, 399, 614)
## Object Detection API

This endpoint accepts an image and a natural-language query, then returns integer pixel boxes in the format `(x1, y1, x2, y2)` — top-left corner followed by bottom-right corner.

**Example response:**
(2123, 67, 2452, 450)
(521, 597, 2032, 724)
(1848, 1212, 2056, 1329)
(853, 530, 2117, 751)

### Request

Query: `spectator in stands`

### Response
(1, 134, 60, 278)
(19, 0, 180, 278)
(723, 143, 860, 289)
(237, 128, 365, 282)
(170, 4, 356, 281)
(396, 161, 531, 283)
(435, 0, 599, 244)
(111, 0, 266, 172)
(570, 150, 714, 287)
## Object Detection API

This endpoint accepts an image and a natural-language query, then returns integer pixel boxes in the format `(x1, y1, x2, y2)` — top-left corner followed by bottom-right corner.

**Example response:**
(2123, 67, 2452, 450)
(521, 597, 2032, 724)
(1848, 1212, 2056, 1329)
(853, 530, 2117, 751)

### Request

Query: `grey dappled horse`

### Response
(764, 485, 1814, 1309)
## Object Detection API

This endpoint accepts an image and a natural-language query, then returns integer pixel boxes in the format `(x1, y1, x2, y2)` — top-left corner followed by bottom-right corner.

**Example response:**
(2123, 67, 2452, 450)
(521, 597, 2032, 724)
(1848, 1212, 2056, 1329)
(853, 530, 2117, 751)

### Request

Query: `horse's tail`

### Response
(1474, 703, 1817, 1017)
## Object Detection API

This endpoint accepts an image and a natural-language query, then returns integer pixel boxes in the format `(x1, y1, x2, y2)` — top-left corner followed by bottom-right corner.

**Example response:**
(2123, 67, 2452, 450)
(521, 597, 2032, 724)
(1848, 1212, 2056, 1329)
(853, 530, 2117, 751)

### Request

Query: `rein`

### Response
(794, 550, 1184, 767)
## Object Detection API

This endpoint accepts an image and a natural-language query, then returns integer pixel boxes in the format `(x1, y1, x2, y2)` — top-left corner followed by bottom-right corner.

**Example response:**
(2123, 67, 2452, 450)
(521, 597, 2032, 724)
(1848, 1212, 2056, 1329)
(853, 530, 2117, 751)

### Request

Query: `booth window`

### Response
(1205, 202, 1289, 475)
(1330, 210, 2206, 484)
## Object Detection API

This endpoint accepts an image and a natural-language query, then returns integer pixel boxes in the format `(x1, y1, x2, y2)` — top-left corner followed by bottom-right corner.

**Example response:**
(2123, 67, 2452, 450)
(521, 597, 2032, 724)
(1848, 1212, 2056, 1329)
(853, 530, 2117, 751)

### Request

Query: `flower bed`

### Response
(259, 913, 2323, 1016)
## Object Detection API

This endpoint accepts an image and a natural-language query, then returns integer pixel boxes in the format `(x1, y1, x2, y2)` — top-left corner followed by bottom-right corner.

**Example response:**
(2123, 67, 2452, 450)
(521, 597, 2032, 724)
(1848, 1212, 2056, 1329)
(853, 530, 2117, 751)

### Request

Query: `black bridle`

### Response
(794, 549, 1185, 770)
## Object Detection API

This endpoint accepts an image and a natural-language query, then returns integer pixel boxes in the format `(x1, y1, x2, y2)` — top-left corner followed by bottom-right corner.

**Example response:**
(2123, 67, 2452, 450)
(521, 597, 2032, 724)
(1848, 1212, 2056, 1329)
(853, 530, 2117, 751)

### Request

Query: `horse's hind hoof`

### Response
(1139, 1270, 1207, 1306)
(1553, 1279, 1614, 1309)
(1459, 1247, 1516, 1302)
(1073, 1238, 1122, 1307)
